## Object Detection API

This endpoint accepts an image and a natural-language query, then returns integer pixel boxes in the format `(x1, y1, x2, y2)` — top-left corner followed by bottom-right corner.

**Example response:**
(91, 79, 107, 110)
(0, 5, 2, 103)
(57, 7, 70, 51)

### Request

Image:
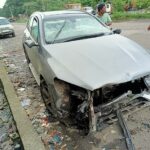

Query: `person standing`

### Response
(97, 3, 112, 26)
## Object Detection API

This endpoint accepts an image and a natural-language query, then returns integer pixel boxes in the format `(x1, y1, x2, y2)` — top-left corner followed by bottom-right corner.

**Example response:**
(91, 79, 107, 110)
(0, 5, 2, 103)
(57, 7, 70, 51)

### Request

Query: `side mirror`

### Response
(113, 29, 122, 34)
(25, 39, 38, 48)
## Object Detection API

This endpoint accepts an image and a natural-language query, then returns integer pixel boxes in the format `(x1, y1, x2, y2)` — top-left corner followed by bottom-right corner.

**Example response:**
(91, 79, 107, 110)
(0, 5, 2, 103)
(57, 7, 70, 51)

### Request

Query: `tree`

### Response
(1, 0, 150, 17)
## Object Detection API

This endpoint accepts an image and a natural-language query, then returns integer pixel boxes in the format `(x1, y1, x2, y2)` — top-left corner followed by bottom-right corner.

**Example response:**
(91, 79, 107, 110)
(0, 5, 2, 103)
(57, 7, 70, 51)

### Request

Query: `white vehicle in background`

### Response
(82, 6, 95, 15)
(0, 17, 15, 37)
(105, 3, 112, 14)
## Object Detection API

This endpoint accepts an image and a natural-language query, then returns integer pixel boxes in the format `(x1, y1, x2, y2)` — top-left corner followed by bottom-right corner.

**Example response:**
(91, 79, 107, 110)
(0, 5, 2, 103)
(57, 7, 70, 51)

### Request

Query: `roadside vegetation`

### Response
(0, 0, 150, 22)
(112, 0, 150, 21)
(112, 11, 150, 21)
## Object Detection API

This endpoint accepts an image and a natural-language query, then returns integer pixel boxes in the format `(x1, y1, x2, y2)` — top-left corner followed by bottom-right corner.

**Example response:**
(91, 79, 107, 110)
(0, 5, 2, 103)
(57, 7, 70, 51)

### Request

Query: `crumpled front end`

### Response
(47, 34, 150, 91)
(63, 76, 150, 134)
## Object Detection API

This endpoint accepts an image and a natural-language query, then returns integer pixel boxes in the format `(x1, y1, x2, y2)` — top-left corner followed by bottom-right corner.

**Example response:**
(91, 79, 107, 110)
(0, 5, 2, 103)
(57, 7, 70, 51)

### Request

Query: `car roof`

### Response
(31, 10, 86, 19)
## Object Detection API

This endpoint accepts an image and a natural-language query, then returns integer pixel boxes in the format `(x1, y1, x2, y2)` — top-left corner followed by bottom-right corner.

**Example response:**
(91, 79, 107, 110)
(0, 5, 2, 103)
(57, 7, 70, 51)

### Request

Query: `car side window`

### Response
(31, 19, 39, 42)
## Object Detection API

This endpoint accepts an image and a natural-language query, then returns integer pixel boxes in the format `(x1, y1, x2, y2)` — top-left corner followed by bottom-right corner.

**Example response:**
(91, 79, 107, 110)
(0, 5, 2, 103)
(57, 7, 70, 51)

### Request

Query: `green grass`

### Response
(15, 11, 150, 23)
(112, 11, 150, 21)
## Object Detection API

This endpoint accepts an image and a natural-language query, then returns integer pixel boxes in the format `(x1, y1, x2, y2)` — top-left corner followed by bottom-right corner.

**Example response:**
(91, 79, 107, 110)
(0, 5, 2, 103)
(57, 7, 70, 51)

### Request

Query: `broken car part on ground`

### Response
(22, 10, 150, 140)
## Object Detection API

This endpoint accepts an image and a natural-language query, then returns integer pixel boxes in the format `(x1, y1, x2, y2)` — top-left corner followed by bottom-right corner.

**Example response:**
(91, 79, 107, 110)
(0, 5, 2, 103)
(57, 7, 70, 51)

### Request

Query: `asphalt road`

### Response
(113, 19, 150, 50)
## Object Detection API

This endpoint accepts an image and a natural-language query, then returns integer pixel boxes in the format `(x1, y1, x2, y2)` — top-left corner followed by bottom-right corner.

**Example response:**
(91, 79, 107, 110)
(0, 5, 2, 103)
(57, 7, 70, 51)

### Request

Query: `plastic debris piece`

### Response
(49, 144, 55, 150)
(111, 130, 116, 134)
(17, 88, 25, 92)
(48, 130, 63, 146)
(41, 118, 49, 127)
(61, 144, 67, 150)
(9, 132, 19, 140)
(14, 143, 21, 150)
(21, 98, 31, 107)
(142, 122, 150, 129)
(9, 64, 17, 69)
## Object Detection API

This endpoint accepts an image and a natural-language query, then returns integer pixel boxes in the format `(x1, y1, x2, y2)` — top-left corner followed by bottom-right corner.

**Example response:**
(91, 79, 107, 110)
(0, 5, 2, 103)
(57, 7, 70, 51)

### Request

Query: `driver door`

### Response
(27, 17, 40, 72)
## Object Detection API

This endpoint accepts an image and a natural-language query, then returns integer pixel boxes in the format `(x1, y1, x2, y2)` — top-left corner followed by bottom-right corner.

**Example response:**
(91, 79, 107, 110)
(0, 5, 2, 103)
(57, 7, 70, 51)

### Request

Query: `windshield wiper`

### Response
(51, 20, 66, 44)
(62, 33, 105, 42)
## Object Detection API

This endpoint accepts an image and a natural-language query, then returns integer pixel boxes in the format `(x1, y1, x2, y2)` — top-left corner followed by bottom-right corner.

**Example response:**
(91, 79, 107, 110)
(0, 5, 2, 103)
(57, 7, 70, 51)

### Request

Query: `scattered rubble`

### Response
(0, 50, 73, 149)
(21, 98, 31, 108)
(48, 130, 63, 149)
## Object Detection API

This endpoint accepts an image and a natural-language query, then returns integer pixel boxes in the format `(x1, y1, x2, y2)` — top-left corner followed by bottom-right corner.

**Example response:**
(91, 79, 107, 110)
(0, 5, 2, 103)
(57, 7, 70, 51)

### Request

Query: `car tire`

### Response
(40, 79, 54, 115)
(12, 32, 15, 37)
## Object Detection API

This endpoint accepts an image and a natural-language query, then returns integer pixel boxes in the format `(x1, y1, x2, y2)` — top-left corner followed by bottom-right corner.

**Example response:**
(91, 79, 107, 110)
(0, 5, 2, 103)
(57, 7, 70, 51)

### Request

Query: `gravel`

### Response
(0, 83, 23, 150)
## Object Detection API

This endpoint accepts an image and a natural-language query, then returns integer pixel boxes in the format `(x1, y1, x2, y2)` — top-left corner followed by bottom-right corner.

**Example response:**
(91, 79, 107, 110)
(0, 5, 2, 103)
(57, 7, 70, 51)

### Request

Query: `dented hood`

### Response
(46, 34, 150, 91)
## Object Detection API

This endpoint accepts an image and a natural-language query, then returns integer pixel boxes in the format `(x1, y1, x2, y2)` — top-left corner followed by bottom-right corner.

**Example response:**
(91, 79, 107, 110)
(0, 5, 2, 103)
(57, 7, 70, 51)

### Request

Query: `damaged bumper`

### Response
(85, 90, 150, 132)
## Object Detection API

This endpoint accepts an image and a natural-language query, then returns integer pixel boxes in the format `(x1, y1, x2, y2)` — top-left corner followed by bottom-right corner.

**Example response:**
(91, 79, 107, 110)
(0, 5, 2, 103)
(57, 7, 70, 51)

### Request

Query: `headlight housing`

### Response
(8, 25, 14, 30)
(144, 75, 150, 88)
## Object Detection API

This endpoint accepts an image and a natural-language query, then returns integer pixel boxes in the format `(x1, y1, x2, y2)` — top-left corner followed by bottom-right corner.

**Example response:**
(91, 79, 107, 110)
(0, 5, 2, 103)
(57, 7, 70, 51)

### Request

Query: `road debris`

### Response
(17, 88, 25, 92)
(142, 122, 150, 129)
(116, 110, 135, 150)
(0, 82, 23, 150)
(21, 98, 31, 108)
(48, 130, 63, 150)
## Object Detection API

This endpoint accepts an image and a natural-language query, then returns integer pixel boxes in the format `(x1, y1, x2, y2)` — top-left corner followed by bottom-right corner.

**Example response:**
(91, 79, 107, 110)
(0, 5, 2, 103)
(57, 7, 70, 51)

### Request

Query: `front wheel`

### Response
(40, 79, 55, 116)
(40, 79, 51, 106)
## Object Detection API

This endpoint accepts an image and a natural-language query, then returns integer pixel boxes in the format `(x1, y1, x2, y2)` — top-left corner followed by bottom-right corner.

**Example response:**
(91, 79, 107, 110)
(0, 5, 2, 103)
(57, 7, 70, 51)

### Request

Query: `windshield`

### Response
(43, 14, 111, 44)
(0, 19, 10, 25)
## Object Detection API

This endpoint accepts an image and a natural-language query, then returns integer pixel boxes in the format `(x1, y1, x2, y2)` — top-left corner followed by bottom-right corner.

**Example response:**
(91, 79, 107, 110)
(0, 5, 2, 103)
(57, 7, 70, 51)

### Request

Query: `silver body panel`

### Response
(44, 34, 150, 90)
(23, 11, 150, 91)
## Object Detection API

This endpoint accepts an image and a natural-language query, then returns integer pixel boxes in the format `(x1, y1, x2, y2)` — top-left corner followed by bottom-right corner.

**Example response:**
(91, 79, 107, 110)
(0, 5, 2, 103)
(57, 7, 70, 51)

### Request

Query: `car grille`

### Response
(2, 27, 9, 30)
(0, 27, 9, 30)
(0, 27, 12, 35)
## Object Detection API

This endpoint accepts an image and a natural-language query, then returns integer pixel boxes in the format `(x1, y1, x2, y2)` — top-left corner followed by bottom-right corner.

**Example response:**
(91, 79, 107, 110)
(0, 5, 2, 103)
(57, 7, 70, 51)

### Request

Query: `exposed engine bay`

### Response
(49, 77, 150, 135)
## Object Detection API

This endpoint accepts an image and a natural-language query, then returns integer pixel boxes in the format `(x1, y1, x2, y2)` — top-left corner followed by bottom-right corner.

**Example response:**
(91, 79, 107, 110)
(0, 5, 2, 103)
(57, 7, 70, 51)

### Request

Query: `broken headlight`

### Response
(144, 75, 150, 88)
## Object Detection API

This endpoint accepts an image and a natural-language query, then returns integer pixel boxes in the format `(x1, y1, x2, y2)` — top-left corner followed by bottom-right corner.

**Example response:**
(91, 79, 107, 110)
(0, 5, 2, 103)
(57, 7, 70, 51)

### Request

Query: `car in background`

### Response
(0, 17, 15, 37)
(23, 10, 150, 134)
(9, 18, 16, 22)
(82, 6, 95, 15)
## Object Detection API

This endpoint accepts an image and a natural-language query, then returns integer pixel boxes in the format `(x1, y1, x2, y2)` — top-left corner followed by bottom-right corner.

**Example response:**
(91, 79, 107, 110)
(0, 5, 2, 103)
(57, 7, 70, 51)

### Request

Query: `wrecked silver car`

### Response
(23, 10, 150, 134)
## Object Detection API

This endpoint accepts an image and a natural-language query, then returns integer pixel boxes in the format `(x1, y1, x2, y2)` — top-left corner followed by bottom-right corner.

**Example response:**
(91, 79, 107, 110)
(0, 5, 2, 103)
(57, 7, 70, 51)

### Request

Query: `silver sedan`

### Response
(23, 10, 150, 134)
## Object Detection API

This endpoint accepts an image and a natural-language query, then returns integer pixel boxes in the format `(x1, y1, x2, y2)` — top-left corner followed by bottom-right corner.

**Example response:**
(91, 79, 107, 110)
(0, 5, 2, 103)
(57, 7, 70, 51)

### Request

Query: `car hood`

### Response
(0, 24, 13, 29)
(45, 34, 150, 91)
